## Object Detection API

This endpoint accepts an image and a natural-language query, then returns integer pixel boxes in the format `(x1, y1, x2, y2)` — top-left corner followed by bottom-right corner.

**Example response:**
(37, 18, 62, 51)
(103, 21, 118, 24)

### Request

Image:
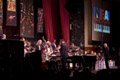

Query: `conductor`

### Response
(60, 39, 68, 70)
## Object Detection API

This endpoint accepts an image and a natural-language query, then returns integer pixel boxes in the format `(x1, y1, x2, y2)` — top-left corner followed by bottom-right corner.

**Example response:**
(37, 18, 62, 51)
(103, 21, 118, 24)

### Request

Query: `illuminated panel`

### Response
(37, 8, 43, 33)
(93, 7, 110, 33)
(20, 0, 34, 38)
(92, 0, 111, 41)
(0, 0, 3, 35)
(6, 0, 17, 26)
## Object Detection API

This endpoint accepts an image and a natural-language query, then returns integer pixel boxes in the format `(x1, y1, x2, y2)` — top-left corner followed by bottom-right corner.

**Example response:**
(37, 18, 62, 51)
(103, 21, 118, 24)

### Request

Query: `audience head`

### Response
(1, 34, 6, 40)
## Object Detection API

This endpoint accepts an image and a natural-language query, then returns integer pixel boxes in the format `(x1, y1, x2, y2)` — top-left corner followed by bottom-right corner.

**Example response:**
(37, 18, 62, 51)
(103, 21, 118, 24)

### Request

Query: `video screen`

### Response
(92, 0, 111, 42)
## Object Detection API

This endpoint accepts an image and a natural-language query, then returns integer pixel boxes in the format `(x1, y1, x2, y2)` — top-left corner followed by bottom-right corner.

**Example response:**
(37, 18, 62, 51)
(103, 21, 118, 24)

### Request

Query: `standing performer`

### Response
(51, 40, 57, 51)
(103, 43, 110, 69)
(35, 39, 43, 51)
(60, 39, 68, 70)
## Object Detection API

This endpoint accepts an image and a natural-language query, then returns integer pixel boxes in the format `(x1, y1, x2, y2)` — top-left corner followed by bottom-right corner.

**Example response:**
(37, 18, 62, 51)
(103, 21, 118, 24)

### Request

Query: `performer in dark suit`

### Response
(103, 43, 110, 69)
(60, 39, 68, 70)
(51, 40, 57, 51)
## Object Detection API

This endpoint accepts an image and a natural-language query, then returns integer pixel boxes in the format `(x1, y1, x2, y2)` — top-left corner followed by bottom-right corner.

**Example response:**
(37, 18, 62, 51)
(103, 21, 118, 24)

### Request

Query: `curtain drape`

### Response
(43, 0, 70, 46)
(59, 0, 70, 46)
(42, 0, 60, 42)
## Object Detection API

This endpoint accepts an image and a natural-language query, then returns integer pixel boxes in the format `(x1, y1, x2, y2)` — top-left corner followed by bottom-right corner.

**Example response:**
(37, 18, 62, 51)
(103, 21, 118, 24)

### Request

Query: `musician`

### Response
(91, 51, 96, 56)
(103, 43, 110, 69)
(25, 41, 35, 53)
(79, 48, 84, 55)
(20, 38, 30, 49)
(60, 39, 68, 70)
(51, 40, 57, 51)
(97, 53, 104, 61)
(20, 37, 28, 57)
(45, 41, 53, 55)
(43, 41, 54, 69)
(20, 37, 27, 47)
(35, 39, 47, 63)
(35, 39, 43, 51)
(69, 43, 80, 56)
(42, 36, 47, 47)
(55, 45, 61, 52)
(69, 43, 79, 51)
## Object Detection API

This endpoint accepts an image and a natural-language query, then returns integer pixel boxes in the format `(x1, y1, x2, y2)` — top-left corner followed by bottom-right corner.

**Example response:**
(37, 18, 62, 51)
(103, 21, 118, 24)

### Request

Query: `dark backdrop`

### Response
(65, 0, 84, 49)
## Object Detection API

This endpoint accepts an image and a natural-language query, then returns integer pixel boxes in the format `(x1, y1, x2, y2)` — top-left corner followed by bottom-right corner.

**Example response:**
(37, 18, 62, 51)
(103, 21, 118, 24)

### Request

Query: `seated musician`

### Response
(44, 41, 53, 61)
(69, 43, 79, 51)
(25, 41, 35, 53)
(20, 37, 28, 47)
(79, 48, 84, 55)
(85, 50, 91, 56)
(55, 45, 61, 52)
(97, 53, 104, 61)
(20, 37, 28, 56)
(95, 52, 106, 70)
(69, 43, 80, 56)
(52, 45, 61, 56)
(90, 51, 97, 56)
(42, 36, 47, 47)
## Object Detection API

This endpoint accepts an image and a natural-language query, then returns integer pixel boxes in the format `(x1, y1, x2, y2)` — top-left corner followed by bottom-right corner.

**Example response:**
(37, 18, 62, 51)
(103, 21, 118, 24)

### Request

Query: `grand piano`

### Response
(46, 52, 97, 70)
(67, 55, 97, 70)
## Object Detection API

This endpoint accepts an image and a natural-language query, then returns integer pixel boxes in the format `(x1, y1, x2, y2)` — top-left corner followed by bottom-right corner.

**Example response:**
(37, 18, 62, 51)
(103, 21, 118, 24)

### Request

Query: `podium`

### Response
(0, 40, 24, 79)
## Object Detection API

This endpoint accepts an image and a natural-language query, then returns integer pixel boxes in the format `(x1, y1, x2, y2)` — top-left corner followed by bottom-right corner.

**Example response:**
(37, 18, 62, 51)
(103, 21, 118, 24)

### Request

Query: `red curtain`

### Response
(42, 0, 60, 42)
(43, 0, 70, 46)
(59, 0, 70, 46)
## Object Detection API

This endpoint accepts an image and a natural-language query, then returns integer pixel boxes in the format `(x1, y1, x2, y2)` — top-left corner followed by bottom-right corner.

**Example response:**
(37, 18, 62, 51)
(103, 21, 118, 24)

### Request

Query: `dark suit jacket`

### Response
(35, 45, 42, 51)
(103, 47, 109, 58)
(60, 43, 68, 58)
